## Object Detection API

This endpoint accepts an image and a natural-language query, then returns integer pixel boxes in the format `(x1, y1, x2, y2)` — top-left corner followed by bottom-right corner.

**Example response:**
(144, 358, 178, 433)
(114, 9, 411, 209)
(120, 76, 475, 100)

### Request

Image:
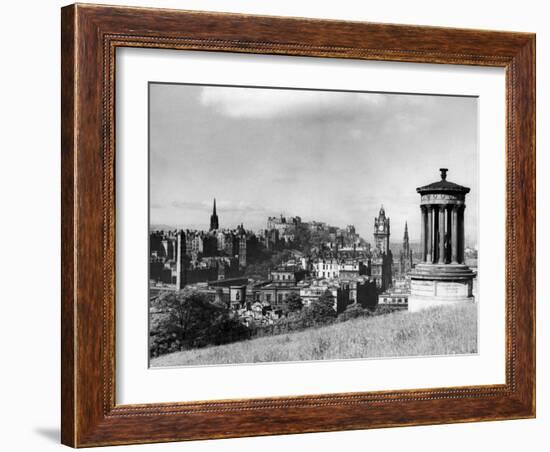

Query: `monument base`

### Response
(408, 293, 475, 312)
(408, 263, 476, 312)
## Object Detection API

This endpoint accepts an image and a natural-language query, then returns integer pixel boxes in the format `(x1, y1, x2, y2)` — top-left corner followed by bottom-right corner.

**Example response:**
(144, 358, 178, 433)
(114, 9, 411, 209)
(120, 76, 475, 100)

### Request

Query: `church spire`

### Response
(209, 197, 219, 231)
(402, 221, 410, 256)
(399, 221, 412, 277)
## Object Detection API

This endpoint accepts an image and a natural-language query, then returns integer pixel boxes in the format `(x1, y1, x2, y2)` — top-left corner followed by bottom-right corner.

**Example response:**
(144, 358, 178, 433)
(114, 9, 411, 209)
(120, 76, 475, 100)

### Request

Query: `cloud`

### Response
(218, 200, 267, 213)
(171, 199, 266, 213)
(380, 111, 433, 134)
(171, 200, 210, 210)
(272, 174, 298, 185)
(198, 86, 446, 138)
(349, 128, 363, 140)
(199, 86, 387, 120)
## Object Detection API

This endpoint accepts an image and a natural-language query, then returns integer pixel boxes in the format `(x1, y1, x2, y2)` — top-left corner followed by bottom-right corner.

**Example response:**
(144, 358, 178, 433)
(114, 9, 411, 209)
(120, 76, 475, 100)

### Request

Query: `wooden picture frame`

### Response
(61, 3, 535, 447)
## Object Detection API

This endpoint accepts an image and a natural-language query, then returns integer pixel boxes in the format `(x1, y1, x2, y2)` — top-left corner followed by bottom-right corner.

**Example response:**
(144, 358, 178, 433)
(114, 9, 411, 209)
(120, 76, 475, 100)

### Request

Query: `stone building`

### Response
(269, 267, 306, 286)
(266, 214, 301, 232)
(204, 277, 249, 309)
(248, 280, 301, 314)
(378, 279, 410, 310)
(311, 258, 368, 280)
(312, 258, 340, 279)
(175, 230, 187, 289)
(298, 280, 351, 313)
(191, 233, 204, 254)
(408, 168, 476, 311)
(237, 224, 247, 268)
(201, 232, 218, 257)
(337, 275, 378, 309)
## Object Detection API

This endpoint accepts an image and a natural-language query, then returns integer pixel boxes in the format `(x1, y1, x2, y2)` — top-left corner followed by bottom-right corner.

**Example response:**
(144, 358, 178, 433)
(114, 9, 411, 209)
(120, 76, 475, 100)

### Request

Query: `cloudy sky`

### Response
(149, 83, 478, 245)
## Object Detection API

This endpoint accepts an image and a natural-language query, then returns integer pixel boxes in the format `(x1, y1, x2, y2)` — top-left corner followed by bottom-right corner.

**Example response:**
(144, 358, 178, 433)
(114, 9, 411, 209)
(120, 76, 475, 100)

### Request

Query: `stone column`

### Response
(458, 206, 465, 264)
(451, 205, 458, 264)
(426, 205, 433, 263)
(438, 205, 446, 264)
(446, 206, 452, 263)
(421, 206, 427, 262)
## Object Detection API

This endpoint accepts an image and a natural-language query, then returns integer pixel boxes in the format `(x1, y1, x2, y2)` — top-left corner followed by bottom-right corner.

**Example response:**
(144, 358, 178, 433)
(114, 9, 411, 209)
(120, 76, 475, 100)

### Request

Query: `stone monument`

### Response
(408, 168, 476, 312)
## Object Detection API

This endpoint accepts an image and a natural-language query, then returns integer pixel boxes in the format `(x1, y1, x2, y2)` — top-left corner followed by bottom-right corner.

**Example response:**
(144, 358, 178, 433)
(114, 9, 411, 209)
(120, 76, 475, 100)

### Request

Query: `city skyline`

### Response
(150, 83, 479, 245)
(150, 199, 475, 249)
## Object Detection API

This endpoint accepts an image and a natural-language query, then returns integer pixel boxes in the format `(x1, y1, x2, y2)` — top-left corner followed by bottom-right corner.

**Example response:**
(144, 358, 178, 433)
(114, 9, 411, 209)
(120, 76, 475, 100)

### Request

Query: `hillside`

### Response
(150, 303, 477, 367)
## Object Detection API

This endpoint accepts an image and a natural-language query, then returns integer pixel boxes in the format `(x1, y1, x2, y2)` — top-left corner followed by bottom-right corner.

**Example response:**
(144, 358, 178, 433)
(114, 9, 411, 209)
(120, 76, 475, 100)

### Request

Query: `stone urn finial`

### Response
(440, 168, 448, 180)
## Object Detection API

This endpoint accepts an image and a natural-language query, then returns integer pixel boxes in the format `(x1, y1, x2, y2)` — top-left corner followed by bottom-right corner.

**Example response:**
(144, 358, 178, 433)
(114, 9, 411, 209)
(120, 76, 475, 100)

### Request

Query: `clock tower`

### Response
(374, 205, 390, 254)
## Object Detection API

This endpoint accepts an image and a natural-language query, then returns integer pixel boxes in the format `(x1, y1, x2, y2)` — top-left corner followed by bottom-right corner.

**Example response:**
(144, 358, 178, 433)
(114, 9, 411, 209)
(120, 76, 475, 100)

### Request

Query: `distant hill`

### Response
(150, 224, 178, 232)
(389, 241, 421, 252)
(150, 223, 213, 232)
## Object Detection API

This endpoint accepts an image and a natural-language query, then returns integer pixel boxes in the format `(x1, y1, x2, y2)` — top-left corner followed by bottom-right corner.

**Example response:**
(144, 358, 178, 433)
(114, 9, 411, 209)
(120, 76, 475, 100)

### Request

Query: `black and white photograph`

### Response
(148, 82, 479, 367)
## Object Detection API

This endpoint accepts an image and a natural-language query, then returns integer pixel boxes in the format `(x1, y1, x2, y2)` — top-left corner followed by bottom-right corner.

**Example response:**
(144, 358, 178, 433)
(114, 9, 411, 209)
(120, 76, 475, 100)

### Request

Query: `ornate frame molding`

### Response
(61, 4, 535, 447)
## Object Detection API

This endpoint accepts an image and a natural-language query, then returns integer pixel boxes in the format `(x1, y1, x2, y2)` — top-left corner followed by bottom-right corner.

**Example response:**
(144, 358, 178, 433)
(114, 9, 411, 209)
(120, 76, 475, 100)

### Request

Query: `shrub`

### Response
(149, 288, 252, 357)
(337, 303, 371, 322)
(374, 305, 398, 316)
(210, 316, 251, 345)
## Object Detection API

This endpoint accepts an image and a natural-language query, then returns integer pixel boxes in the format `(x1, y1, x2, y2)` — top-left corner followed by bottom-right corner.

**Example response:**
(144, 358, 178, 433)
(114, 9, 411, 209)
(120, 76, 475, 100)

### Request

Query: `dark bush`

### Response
(337, 303, 372, 322)
(149, 288, 252, 357)
(209, 316, 251, 345)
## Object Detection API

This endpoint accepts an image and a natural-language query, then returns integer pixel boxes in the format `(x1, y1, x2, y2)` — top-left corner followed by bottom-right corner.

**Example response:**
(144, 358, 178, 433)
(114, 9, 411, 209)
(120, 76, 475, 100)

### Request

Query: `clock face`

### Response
(378, 225, 385, 232)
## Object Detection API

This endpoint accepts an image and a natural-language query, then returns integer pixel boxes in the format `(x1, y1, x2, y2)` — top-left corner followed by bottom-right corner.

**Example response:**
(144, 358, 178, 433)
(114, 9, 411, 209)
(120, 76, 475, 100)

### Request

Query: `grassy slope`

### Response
(150, 303, 477, 367)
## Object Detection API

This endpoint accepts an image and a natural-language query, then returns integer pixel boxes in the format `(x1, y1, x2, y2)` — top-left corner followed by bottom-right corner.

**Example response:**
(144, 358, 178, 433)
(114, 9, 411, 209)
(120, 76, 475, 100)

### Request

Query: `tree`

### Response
(209, 315, 251, 345)
(149, 288, 224, 354)
(284, 292, 304, 314)
(301, 290, 337, 326)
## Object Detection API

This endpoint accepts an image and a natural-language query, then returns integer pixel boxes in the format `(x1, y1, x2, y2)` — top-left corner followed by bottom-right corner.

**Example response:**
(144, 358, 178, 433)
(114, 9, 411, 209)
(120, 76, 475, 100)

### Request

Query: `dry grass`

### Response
(150, 302, 477, 367)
